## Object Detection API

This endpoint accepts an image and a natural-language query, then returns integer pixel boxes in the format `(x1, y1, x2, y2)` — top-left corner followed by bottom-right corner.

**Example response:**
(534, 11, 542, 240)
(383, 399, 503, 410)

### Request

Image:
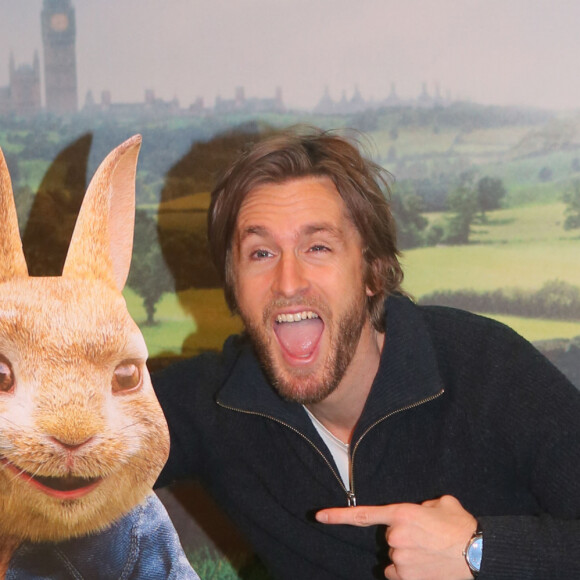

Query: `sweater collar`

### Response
(216, 294, 444, 436)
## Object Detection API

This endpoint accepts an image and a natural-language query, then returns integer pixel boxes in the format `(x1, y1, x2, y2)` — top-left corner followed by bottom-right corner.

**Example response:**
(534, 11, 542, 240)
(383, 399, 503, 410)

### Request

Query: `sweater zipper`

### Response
(348, 388, 445, 504)
(218, 387, 444, 508)
(216, 400, 350, 499)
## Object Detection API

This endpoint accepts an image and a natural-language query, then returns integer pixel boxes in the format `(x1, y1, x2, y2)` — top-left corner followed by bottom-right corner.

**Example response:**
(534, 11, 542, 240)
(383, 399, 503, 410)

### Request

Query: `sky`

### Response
(1, 0, 580, 111)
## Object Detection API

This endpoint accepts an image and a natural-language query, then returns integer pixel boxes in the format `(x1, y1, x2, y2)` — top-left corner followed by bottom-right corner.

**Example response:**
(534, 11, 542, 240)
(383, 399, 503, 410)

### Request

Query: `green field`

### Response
(403, 240, 580, 296)
(477, 314, 580, 342)
(402, 199, 580, 342)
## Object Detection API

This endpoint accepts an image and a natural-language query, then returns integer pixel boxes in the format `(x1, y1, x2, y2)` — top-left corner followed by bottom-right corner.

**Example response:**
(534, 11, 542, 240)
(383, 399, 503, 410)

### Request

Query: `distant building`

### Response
(41, 0, 78, 114)
(0, 87, 9, 117)
(314, 86, 335, 114)
(314, 82, 451, 114)
(0, 52, 42, 117)
(416, 82, 433, 108)
(384, 83, 401, 107)
(82, 88, 182, 119)
(314, 85, 369, 115)
(214, 86, 285, 115)
(0, 53, 42, 117)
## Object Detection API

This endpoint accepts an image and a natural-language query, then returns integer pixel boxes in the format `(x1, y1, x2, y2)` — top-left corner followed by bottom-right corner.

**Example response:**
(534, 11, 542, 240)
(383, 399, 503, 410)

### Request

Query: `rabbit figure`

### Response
(0, 136, 196, 579)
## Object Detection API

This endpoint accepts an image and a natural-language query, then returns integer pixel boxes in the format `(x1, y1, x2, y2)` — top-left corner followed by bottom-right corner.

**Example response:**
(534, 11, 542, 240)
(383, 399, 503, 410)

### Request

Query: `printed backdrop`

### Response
(1, 1, 579, 576)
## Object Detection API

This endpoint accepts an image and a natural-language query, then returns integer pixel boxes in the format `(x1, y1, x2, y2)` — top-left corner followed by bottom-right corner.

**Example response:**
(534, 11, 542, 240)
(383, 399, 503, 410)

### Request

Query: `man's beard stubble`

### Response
(240, 293, 368, 405)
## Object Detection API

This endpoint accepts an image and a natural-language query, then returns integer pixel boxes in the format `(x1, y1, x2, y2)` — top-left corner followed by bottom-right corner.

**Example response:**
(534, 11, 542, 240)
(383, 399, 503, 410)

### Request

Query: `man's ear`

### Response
(364, 255, 385, 297)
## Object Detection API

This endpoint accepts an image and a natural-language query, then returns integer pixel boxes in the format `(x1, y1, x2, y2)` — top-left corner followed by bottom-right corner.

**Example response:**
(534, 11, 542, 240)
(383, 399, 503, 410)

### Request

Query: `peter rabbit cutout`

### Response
(0, 136, 197, 578)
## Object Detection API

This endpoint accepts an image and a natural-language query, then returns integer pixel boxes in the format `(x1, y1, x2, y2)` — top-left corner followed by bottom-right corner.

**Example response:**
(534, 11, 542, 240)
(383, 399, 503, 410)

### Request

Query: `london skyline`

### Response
(1, 0, 580, 112)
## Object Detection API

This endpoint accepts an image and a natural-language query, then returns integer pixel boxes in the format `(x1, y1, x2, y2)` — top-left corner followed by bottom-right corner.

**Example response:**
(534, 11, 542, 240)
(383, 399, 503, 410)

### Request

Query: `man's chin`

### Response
(269, 365, 338, 405)
(243, 317, 343, 403)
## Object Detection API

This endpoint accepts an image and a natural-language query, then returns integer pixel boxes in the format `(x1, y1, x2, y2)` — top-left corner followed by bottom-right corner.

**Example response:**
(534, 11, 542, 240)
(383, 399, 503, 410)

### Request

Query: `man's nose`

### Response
(272, 253, 309, 297)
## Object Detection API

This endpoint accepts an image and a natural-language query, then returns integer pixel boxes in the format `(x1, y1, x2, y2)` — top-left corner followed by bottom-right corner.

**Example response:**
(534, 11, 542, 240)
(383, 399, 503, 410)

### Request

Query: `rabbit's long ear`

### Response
(0, 148, 28, 281)
(63, 135, 142, 291)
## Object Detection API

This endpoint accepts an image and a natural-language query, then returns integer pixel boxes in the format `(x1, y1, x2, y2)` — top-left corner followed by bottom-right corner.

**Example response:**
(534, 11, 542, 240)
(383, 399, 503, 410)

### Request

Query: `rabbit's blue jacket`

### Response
(6, 493, 199, 579)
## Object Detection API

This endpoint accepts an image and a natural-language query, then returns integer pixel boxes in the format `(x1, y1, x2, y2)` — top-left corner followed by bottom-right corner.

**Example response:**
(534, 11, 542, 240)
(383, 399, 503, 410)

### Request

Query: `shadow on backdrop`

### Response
(155, 122, 277, 359)
(15, 130, 270, 576)
(22, 133, 92, 276)
(154, 123, 280, 575)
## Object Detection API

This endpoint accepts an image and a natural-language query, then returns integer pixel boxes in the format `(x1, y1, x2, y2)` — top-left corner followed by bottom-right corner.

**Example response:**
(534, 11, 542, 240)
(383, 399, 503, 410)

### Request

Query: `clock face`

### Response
(467, 536, 483, 571)
(50, 13, 69, 32)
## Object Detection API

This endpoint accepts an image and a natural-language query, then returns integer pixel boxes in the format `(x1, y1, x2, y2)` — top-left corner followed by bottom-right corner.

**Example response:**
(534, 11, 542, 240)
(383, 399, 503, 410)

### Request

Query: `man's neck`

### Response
(306, 323, 385, 444)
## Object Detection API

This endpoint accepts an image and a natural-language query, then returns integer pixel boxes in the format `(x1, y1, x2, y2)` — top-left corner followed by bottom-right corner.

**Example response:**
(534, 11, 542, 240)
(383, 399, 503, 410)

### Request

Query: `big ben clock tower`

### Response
(41, 0, 78, 114)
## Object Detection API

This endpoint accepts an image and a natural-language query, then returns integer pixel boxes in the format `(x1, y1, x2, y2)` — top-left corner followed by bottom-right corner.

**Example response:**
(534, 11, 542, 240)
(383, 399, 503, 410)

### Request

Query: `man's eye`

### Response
(252, 249, 273, 259)
(309, 245, 330, 253)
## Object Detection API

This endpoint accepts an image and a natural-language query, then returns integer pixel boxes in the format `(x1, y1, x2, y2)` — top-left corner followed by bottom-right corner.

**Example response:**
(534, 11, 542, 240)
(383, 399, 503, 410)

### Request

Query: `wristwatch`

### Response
(463, 524, 483, 578)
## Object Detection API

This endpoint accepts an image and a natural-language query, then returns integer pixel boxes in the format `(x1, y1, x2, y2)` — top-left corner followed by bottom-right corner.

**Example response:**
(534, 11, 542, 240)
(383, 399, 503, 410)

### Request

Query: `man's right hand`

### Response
(316, 495, 477, 580)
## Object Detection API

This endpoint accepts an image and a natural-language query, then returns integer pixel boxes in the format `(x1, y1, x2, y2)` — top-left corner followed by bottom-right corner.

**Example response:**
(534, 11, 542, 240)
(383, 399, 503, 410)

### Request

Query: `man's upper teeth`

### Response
(276, 311, 319, 323)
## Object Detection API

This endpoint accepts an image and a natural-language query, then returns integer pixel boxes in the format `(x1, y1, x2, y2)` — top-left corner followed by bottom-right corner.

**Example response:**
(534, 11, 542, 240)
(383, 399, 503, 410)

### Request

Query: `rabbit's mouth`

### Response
(30, 473, 103, 499)
(2, 458, 102, 500)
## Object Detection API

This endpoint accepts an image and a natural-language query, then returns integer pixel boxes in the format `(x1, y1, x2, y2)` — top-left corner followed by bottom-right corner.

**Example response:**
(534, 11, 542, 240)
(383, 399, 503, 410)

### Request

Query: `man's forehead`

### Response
(235, 176, 349, 232)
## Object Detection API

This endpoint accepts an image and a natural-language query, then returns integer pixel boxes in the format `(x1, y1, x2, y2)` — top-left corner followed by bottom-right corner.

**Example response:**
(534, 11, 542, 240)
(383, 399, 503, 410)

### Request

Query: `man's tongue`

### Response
(274, 318, 324, 358)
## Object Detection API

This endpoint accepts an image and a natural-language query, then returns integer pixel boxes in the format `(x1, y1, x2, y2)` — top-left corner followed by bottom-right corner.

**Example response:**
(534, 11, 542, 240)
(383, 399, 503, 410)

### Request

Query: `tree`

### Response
(127, 210, 174, 325)
(351, 109, 379, 132)
(442, 175, 478, 244)
(563, 179, 580, 230)
(538, 166, 553, 182)
(476, 176, 506, 215)
(391, 183, 429, 249)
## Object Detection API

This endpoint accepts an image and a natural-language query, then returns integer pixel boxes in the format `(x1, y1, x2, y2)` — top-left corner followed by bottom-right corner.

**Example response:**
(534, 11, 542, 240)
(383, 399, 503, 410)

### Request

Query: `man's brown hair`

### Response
(208, 127, 404, 332)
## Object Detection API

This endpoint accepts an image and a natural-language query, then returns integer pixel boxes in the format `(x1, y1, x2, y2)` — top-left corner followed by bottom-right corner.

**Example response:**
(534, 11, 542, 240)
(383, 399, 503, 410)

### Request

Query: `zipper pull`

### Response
(347, 491, 357, 507)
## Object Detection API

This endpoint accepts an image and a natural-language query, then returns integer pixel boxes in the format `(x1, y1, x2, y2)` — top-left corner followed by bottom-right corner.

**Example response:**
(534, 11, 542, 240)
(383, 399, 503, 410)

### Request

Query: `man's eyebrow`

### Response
(238, 222, 343, 243)
(238, 225, 270, 243)
(302, 223, 342, 237)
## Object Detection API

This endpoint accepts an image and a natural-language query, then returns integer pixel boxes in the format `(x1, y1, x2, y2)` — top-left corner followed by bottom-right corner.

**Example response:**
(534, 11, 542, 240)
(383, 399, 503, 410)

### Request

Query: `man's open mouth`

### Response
(274, 310, 324, 360)
(1, 458, 103, 500)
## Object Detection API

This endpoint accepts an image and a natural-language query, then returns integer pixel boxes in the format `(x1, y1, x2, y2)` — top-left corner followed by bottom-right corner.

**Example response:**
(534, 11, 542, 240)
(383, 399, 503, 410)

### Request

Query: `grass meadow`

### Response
(403, 241, 580, 296)
(404, 200, 580, 342)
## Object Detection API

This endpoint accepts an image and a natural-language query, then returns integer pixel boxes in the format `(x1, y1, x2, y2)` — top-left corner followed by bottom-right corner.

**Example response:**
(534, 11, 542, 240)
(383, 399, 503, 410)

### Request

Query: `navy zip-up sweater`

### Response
(154, 295, 580, 579)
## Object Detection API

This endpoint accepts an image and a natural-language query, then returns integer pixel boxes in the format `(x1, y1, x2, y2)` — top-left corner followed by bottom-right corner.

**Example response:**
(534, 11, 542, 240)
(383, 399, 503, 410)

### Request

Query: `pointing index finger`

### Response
(316, 505, 398, 527)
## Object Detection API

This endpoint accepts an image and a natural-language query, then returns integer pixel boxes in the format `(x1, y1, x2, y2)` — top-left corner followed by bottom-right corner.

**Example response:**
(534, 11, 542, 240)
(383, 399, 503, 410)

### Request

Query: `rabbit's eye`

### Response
(0, 357, 14, 393)
(112, 362, 142, 393)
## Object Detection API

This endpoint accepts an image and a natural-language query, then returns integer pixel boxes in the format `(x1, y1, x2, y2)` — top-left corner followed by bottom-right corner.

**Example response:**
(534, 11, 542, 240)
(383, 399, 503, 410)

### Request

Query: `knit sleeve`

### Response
(475, 333, 580, 579)
(152, 356, 215, 487)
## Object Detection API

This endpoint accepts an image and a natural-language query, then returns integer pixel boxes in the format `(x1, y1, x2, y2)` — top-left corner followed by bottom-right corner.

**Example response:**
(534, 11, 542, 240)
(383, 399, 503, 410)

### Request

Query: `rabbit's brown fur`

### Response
(0, 136, 170, 573)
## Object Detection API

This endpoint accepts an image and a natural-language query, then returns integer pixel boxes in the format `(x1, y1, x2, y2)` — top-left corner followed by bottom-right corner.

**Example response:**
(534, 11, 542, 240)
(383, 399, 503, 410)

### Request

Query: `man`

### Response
(154, 128, 580, 579)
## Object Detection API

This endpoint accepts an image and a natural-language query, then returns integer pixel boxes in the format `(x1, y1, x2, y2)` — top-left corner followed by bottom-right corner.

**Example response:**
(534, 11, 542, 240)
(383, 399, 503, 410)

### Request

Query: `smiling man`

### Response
(234, 177, 381, 420)
(153, 128, 580, 580)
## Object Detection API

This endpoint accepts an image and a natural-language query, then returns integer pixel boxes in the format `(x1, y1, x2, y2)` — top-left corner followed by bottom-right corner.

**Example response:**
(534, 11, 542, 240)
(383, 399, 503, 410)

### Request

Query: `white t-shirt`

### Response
(303, 406, 351, 490)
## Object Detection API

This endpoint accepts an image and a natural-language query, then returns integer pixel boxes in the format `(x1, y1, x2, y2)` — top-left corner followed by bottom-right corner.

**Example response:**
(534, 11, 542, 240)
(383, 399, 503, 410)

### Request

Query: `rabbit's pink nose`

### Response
(49, 436, 94, 451)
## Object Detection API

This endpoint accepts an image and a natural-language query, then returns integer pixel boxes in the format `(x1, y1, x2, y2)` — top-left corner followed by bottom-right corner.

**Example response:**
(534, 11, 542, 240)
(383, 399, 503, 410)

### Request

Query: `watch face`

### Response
(467, 536, 483, 571)
(50, 13, 69, 31)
